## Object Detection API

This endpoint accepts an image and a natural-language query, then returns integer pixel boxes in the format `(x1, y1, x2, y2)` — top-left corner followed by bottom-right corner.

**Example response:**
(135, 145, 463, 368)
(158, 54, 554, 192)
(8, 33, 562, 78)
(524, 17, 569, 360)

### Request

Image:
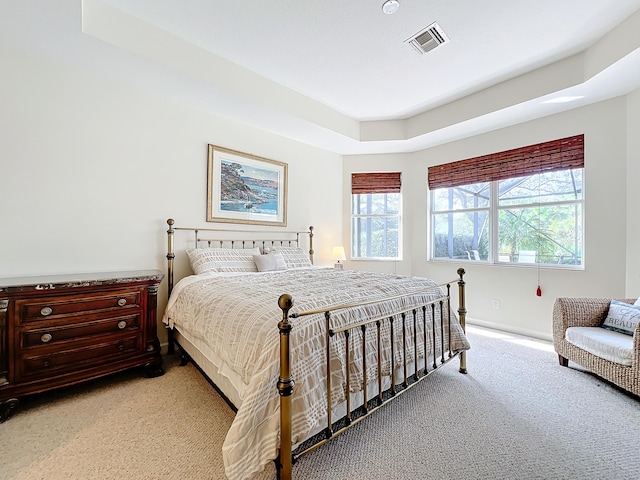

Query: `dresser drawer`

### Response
(17, 289, 141, 323)
(20, 313, 140, 348)
(17, 336, 140, 380)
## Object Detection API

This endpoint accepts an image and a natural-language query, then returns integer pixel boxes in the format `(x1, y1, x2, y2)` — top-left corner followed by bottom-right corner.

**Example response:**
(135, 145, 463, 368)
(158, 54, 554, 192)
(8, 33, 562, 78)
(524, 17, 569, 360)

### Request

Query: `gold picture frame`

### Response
(207, 145, 288, 226)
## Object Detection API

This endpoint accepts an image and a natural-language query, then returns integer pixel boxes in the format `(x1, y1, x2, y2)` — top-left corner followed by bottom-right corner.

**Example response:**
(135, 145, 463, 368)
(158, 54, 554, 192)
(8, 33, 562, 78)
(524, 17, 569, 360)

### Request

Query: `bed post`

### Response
(277, 294, 295, 480)
(308, 226, 314, 264)
(166, 218, 176, 355)
(457, 268, 467, 374)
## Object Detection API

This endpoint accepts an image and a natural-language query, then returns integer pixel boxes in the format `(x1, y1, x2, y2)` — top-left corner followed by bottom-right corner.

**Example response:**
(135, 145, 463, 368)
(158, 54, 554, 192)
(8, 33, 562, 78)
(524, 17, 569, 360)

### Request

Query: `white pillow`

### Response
(268, 246, 312, 269)
(253, 252, 287, 272)
(186, 247, 260, 274)
(634, 297, 640, 307)
(601, 300, 640, 336)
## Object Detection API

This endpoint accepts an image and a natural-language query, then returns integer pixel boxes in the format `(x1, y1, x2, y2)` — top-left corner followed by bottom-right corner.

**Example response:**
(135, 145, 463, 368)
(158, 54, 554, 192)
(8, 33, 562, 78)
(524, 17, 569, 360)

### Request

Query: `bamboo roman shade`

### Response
(351, 172, 402, 194)
(427, 134, 584, 190)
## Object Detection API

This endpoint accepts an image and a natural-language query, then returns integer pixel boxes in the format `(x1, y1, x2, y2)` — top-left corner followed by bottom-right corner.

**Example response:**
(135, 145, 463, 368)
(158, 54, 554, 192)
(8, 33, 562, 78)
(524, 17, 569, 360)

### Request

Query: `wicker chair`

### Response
(553, 297, 640, 397)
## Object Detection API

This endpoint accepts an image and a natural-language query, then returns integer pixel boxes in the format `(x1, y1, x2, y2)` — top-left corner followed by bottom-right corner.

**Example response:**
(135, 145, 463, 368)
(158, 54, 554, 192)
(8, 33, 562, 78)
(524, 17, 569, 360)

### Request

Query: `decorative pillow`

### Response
(186, 247, 260, 274)
(601, 300, 640, 336)
(253, 252, 287, 272)
(268, 246, 312, 269)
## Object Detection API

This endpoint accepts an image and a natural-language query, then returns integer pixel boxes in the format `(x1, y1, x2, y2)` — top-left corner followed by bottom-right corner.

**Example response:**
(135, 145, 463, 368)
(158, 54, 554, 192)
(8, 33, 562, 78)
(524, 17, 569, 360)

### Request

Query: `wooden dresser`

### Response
(0, 270, 164, 422)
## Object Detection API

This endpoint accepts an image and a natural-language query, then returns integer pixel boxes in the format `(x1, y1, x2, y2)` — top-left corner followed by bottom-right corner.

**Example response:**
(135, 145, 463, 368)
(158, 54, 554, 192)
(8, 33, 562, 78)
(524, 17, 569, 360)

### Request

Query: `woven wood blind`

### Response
(427, 134, 584, 190)
(351, 172, 402, 194)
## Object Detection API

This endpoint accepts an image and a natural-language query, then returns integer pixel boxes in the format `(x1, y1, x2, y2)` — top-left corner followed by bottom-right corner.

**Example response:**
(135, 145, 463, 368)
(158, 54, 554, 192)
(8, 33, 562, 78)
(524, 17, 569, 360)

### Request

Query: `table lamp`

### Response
(332, 246, 346, 269)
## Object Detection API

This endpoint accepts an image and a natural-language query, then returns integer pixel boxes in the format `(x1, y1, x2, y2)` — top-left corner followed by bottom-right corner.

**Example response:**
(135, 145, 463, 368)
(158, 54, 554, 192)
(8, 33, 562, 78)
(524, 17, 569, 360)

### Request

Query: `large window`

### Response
(428, 135, 584, 266)
(351, 172, 401, 259)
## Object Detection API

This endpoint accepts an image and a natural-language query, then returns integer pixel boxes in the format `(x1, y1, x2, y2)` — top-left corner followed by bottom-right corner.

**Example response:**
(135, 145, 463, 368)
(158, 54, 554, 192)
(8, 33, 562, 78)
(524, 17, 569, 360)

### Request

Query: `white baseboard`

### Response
(466, 317, 553, 342)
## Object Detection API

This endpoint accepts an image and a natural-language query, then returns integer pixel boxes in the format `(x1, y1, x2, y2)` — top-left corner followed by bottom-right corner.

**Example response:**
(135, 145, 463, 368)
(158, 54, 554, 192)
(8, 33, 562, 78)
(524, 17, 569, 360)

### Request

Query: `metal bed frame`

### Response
(165, 218, 467, 480)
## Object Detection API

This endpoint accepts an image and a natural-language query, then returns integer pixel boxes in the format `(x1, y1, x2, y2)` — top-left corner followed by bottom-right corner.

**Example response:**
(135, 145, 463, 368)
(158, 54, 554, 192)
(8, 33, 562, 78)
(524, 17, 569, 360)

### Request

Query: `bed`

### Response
(162, 219, 470, 480)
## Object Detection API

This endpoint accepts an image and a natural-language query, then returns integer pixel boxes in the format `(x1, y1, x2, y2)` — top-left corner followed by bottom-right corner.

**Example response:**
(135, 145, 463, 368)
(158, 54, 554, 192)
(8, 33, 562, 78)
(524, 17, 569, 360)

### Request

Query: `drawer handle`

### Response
(43, 360, 50, 367)
(117, 320, 127, 330)
(117, 298, 127, 307)
(41, 333, 53, 343)
(40, 306, 53, 316)
(118, 344, 125, 351)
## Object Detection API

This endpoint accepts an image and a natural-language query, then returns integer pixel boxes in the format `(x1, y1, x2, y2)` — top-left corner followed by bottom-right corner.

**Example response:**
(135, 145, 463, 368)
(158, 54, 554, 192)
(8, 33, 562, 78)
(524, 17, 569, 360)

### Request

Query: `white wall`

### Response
(626, 88, 640, 296)
(345, 96, 632, 340)
(2, 38, 638, 344)
(0, 44, 343, 335)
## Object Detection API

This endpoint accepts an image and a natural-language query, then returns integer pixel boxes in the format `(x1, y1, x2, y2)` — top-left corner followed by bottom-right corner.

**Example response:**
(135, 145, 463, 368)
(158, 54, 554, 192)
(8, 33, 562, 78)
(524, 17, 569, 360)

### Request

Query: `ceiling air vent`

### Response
(405, 22, 449, 54)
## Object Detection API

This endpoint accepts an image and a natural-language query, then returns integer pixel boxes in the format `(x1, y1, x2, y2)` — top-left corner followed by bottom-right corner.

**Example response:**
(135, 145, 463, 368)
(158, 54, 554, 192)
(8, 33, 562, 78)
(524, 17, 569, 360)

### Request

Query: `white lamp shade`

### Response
(331, 246, 346, 261)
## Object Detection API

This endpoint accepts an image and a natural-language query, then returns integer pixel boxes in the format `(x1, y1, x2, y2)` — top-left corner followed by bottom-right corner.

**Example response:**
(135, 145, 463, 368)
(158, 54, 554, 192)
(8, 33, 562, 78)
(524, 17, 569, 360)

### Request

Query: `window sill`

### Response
(351, 257, 402, 262)
(428, 258, 584, 270)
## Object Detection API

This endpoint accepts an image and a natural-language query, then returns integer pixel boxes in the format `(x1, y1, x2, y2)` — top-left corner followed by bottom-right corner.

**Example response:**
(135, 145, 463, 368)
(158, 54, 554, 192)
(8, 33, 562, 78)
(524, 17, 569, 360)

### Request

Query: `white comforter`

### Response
(163, 267, 470, 479)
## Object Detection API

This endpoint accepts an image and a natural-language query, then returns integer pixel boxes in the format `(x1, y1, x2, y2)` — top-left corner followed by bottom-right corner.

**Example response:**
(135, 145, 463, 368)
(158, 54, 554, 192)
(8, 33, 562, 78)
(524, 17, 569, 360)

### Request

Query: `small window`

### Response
(431, 182, 489, 261)
(351, 172, 402, 259)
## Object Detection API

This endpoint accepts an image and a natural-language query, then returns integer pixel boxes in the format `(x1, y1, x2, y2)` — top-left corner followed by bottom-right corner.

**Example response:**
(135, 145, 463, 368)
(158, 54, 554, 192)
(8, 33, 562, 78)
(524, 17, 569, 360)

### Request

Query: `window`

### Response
(428, 135, 584, 266)
(351, 172, 401, 259)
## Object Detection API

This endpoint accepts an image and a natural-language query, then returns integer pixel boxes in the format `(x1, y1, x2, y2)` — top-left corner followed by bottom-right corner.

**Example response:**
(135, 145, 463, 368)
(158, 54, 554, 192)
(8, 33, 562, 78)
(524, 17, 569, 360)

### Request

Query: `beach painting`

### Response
(207, 145, 287, 226)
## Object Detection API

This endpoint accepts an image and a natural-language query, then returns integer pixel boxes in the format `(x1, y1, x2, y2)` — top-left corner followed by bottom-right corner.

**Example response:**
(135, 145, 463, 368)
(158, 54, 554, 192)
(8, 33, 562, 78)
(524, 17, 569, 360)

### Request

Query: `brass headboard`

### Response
(165, 218, 314, 297)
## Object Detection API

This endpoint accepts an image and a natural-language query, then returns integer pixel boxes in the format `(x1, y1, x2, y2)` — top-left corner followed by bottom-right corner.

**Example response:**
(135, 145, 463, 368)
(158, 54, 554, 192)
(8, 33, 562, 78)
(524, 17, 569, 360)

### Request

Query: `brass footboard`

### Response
(276, 269, 467, 479)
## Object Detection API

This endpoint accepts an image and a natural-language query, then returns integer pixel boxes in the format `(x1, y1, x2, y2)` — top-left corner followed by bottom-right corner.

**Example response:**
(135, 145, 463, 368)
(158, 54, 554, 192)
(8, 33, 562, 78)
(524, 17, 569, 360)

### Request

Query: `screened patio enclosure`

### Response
(431, 168, 583, 266)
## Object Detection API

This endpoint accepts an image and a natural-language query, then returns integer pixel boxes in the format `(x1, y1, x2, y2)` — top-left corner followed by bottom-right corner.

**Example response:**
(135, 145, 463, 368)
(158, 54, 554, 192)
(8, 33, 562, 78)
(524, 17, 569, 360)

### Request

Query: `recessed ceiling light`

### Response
(382, 0, 400, 15)
(542, 96, 585, 104)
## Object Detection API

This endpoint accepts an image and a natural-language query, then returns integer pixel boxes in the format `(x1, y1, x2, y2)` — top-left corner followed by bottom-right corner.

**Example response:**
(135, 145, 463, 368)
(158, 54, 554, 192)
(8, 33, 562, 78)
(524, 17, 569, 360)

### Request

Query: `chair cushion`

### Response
(565, 326, 634, 366)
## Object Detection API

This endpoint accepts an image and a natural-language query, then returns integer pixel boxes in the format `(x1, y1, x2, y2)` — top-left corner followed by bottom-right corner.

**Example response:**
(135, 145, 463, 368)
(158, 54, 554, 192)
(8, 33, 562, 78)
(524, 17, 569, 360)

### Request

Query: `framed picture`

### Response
(207, 145, 288, 226)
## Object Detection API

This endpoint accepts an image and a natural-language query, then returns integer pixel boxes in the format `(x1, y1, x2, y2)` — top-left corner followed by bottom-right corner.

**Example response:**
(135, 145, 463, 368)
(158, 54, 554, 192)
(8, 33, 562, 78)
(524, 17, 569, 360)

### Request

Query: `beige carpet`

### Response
(2, 326, 639, 480)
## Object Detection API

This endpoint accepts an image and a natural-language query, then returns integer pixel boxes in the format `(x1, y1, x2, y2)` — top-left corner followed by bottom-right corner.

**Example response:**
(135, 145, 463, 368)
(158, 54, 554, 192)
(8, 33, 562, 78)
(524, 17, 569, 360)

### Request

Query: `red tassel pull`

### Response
(536, 286, 542, 297)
